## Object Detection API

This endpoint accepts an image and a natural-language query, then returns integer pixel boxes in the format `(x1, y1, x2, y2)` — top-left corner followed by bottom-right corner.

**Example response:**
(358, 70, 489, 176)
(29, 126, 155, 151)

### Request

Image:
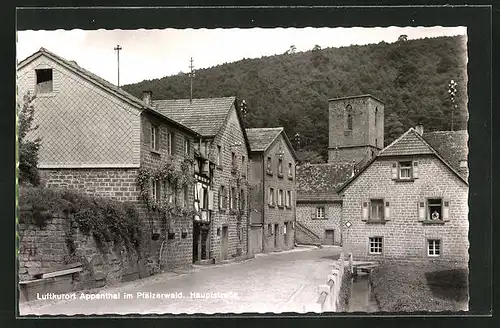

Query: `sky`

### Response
(17, 27, 466, 86)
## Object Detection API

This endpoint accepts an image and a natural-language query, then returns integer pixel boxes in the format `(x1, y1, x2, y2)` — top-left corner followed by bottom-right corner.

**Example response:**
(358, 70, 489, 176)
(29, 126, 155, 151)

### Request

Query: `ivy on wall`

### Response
(136, 158, 198, 219)
(19, 186, 143, 254)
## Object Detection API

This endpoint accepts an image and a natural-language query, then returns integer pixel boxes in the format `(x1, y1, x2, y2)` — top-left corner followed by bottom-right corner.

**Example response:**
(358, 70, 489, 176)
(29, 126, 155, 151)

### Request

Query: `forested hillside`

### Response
(123, 35, 468, 163)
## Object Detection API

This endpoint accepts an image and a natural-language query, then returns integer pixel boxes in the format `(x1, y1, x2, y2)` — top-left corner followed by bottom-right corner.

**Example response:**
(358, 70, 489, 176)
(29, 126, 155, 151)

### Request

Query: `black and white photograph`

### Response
(16, 9, 472, 315)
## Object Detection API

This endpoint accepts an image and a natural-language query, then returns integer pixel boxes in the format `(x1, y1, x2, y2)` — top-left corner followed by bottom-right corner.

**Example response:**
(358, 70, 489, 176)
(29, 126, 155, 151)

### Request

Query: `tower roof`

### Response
(327, 94, 385, 104)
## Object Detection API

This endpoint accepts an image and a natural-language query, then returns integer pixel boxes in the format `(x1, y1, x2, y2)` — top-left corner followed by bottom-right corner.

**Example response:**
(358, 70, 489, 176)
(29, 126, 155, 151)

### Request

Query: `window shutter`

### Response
(362, 201, 369, 220)
(208, 190, 214, 210)
(413, 161, 419, 179)
(418, 201, 426, 220)
(384, 201, 390, 220)
(443, 199, 450, 220)
(149, 179, 154, 199)
(391, 163, 398, 179)
(311, 207, 316, 218)
(324, 205, 329, 219)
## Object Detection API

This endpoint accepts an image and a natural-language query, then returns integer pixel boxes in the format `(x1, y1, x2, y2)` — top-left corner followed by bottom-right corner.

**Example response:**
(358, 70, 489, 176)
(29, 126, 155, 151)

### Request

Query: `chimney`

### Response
(142, 90, 152, 106)
(415, 124, 424, 136)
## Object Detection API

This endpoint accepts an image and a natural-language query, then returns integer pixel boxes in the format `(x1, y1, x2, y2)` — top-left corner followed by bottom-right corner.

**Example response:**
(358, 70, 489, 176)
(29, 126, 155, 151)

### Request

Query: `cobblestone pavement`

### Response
(19, 246, 342, 315)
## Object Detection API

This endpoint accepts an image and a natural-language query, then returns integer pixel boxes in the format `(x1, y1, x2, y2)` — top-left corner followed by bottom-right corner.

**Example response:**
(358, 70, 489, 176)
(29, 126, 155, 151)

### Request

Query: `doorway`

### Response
(274, 224, 279, 248)
(221, 226, 229, 260)
(325, 229, 335, 245)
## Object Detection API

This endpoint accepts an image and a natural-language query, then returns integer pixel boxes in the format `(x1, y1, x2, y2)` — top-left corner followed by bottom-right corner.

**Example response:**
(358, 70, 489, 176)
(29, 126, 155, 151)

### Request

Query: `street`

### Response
(19, 246, 342, 315)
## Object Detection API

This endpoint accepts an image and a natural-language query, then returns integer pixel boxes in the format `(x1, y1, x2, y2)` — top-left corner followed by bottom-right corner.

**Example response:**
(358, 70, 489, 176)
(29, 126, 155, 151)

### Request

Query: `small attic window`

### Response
(35, 69, 53, 93)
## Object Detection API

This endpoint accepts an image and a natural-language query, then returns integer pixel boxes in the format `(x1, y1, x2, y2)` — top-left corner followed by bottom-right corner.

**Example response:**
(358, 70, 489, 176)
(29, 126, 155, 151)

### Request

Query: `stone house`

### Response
(337, 126, 469, 263)
(17, 48, 201, 270)
(246, 127, 297, 255)
(151, 96, 250, 262)
(295, 163, 352, 246)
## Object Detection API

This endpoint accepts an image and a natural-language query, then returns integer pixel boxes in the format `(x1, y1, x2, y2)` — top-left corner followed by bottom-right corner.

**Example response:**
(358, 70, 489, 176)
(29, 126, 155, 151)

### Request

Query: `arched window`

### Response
(346, 104, 353, 130)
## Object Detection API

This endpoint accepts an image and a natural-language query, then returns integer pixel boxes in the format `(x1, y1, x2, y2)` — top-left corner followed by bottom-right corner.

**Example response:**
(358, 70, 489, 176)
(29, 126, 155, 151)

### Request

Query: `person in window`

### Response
(431, 210, 440, 220)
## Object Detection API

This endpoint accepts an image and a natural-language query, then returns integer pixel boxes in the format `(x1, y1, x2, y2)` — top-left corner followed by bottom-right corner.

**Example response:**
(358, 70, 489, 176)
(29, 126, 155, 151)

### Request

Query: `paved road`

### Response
(19, 246, 342, 315)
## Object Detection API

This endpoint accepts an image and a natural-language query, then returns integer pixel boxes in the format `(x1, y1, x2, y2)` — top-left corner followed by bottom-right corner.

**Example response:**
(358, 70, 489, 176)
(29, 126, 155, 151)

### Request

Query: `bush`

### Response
(19, 186, 143, 251)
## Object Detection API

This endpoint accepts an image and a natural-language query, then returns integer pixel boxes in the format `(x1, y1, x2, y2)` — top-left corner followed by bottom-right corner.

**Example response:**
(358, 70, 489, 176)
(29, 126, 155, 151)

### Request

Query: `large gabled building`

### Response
(246, 127, 298, 254)
(152, 96, 251, 263)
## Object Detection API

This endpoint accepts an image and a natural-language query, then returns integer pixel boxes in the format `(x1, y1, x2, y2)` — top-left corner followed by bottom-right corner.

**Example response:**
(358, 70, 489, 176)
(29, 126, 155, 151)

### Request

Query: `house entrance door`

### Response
(325, 229, 335, 245)
(221, 226, 229, 260)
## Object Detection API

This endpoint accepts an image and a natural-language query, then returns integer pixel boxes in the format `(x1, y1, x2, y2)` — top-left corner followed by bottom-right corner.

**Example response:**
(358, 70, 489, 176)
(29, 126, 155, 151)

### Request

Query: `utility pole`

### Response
(189, 57, 195, 103)
(114, 45, 122, 87)
(448, 79, 458, 131)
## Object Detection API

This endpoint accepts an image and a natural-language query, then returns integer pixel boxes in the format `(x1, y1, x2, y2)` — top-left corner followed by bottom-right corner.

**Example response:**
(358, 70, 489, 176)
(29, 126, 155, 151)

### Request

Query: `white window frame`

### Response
(35, 68, 54, 93)
(369, 237, 383, 255)
(428, 239, 441, 257)
(151, 180, 160, 202)
(269, 188, 275, 205)
(427, 198, 443, 221)
(278, 158, 283, 175)
(217, 145, 222, 166)
(286, 190, 291, 207)
(288, 163, 293, 177)
(399, 161, 413, 179)
(370, 199, 385, 220)
(166, 131, 173, 155)
(151, 125, 159, 151)
(184, 138, 190, 156)
(316, 206, 325, 219)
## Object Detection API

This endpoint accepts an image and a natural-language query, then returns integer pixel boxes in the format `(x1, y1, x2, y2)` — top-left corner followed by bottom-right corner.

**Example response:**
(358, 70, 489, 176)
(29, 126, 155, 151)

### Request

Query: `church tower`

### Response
(328, 95, 384, 164)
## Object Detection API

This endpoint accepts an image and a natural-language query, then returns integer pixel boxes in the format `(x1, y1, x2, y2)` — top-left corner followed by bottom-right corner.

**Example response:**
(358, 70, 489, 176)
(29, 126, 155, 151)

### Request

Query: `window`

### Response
(399, 161, 412, 179)
(369, 237, 383, 254)
(346, 104, 353, 131)
(268, 224, 273, 235)
(269, 188, 275, 205)
(240, 189, 245, 210)
(219, 185, 227, 209)
(278, 159, 283, 176)
(288, 163, 293, 177)
(370, 199, 384, 220)
(167, 132, 173, 155)
(151, 180, 160, 202)
(428, 239, 441, 257)
(184, 138, 190, 156)
(231, 187, 237, 210)
(278, 189, 284, 207)
(150, 125, 159, 151)
(217, 145, 222, 166)
(232, 152, 237, 170)
(162, 180, 174, 205)
(267, 156, 272, 173)
(286, 190, 291, 207)
(183, 185, 189, 208)
(428, 198, 442, 221)
(316, 206, 325, 219)
(35, 68, 53, 93)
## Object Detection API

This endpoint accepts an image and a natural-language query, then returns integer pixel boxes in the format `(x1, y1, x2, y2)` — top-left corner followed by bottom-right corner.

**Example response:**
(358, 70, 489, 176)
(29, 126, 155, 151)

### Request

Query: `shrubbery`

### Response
(19, 186, 142, 252)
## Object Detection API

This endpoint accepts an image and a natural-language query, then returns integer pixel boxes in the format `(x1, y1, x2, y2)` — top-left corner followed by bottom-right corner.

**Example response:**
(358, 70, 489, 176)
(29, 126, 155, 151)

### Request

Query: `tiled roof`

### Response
(246, 127, 283, 152)
(296, 163, 353, 202)
(17, 48, 200, 137)
(423, 130, 468, 178)
(378, 128, 434, 157)
(152, 97, 236, 136)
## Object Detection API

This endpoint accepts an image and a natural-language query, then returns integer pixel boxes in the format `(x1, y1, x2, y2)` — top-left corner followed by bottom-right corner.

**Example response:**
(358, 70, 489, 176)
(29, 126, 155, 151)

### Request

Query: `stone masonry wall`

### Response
(262, 134, 297, 252)
(18, 212, 151, 290)
(209, 106, 249, 262)
(140, 111, 197, 270)
(341, 155, 469, 263)
(296, 202, 342, 245)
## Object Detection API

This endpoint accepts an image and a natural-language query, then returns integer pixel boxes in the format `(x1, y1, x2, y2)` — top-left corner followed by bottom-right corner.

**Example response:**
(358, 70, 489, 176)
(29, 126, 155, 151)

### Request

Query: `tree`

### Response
(312, 45, 321, 51)
(397, 34, 408, 42)
(288, 45, 296, 54)
(18, 92, 41, 186)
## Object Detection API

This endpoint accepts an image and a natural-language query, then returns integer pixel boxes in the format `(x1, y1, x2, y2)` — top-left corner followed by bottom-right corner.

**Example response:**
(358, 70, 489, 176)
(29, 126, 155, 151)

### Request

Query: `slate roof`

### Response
(152, 97, 236, 137)
(378, 128, 434, 157)
(246, 127, 284, 152)
(296, 163, 354, 202)
(17, 48, 200, 137)
(338, 127, 468, 192)
(423, 130, 468, 178)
